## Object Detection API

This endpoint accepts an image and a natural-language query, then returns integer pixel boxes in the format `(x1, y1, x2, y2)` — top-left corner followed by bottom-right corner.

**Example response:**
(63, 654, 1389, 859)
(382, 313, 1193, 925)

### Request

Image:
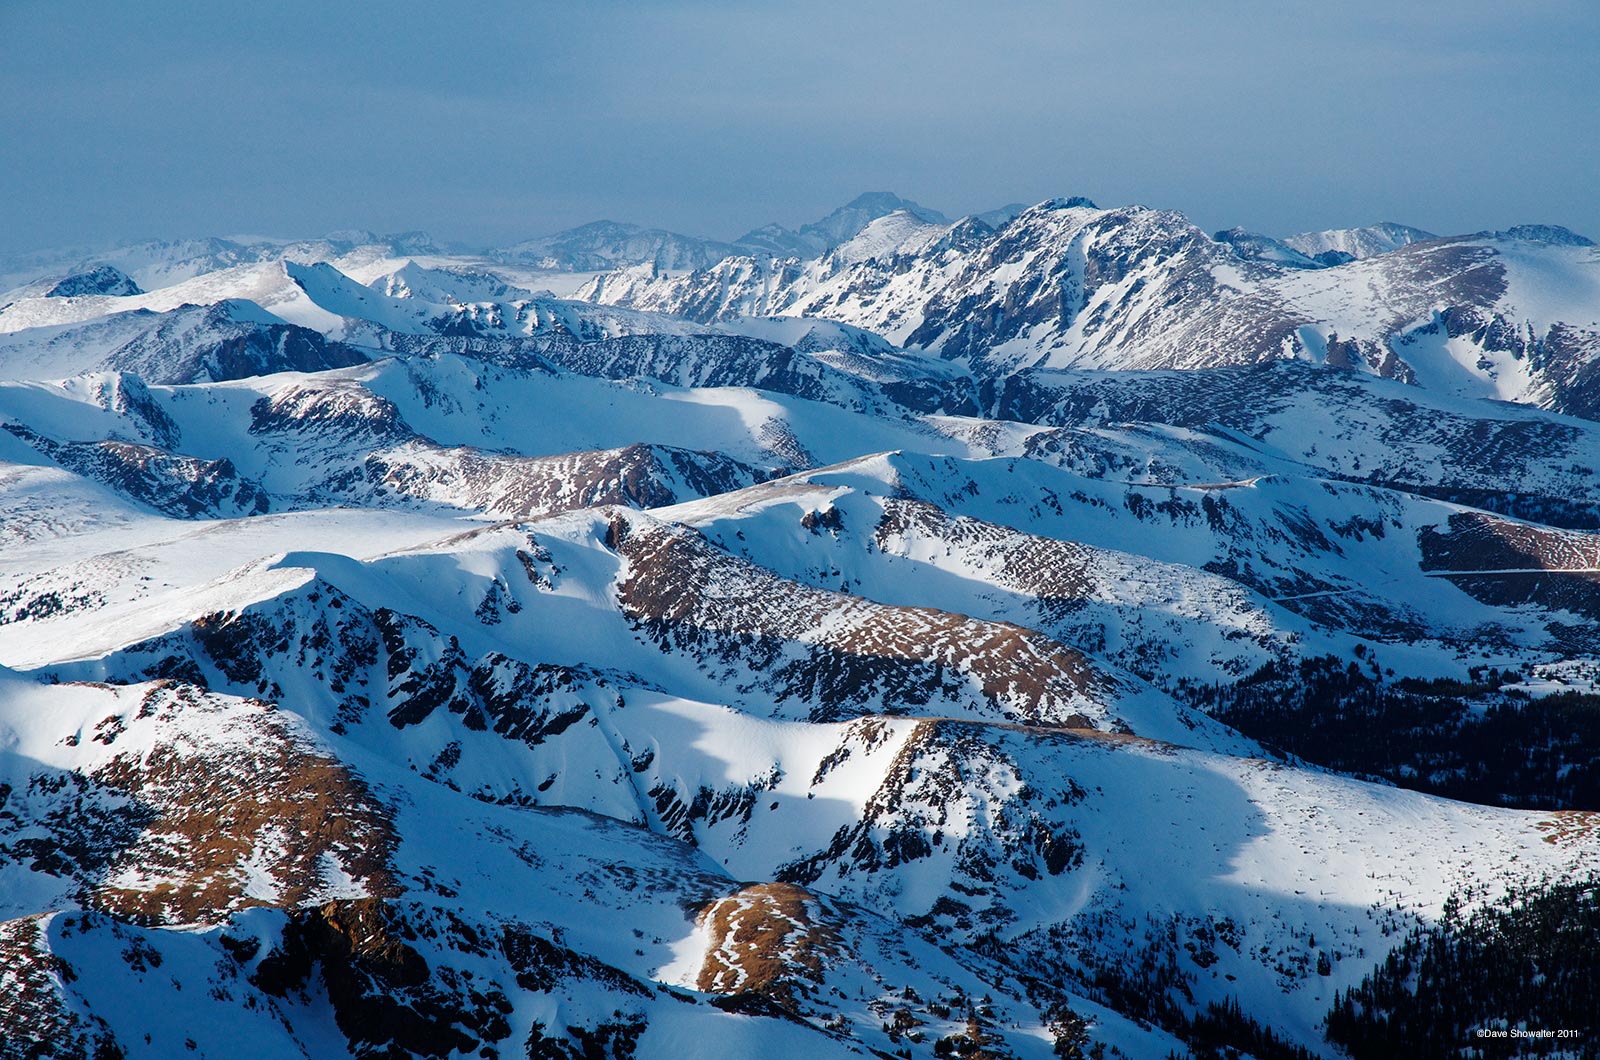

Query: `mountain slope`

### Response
(1281, 222, 1437, 262)
(5, 194, 1600, 1058)
(579, 199, 1600, 420)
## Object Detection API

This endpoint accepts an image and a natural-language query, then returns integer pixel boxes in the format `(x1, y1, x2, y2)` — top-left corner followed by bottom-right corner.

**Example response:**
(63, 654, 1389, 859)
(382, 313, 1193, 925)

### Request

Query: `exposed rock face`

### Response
(98, 303, 369, 384)
(5, 424, 271, 518)
(1418, 511, 1600, 633)
(367, 441, 777, 518)
(576, 200, 1600, 419)
(0, 682, 397, 925)
(610, 513, 1111, 726)
(251, 899, 486, 1059)
(0, 917, 124, 1060)
(693, 881, 843, 1012)
(1495, 224, 1595, 246)
(46, 264, 143, 298)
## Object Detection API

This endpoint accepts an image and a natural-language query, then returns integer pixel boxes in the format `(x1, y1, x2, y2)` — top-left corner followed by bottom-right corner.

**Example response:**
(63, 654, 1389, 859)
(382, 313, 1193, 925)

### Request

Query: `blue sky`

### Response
(3, 0, 1597, 255)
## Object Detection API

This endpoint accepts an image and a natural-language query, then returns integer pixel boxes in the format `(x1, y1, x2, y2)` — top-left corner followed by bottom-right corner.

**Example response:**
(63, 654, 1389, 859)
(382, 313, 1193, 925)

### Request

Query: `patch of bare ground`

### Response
(1420, 511, 1600, 573)
(370, 441, 771, 520)
(695, 881, 842, 1013)
(610, 513, 1109, 725)
(88, 683, 398, 924)
(1536, 811, 1600, 847)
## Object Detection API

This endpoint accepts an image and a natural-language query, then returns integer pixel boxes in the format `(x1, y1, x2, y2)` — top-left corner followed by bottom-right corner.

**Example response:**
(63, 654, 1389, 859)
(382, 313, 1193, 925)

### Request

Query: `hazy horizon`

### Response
(4, 0, 1597, 259)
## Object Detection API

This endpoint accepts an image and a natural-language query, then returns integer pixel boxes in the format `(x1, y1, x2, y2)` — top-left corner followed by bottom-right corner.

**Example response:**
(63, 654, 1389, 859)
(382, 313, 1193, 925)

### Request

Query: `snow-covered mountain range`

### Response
(490, 193, 950, 273)
(2, 193, 1598, 1060)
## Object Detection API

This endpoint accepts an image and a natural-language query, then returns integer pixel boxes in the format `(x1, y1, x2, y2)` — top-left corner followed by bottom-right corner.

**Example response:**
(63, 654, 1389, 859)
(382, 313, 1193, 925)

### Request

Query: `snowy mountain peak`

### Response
(1214, 227, 1323, 269)
(1281, 221, 1437, 261)
(495, 220, 739, 272)
(44, 264, 143, 298)
(1493, 223, 1595, 246)
(367, 260, 535, 305)
(827, 209, 947, 265)
(834, 190, 948, 223)
(971, 202, 1029, 229)
(733, 192, 952, 261)
(381, 229, 446, 255)
(1040, 195, 1100, 211)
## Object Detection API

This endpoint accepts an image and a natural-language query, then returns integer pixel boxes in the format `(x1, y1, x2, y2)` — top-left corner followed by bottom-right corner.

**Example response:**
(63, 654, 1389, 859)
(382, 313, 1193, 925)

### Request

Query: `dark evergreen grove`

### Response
(1183, 656, 1600, 810)
(1324, 874, 1600, 1059)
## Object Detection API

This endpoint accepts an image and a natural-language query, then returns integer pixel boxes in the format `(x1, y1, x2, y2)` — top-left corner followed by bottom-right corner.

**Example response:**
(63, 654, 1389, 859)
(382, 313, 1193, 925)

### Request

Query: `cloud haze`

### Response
(4, 0, 1597, 254)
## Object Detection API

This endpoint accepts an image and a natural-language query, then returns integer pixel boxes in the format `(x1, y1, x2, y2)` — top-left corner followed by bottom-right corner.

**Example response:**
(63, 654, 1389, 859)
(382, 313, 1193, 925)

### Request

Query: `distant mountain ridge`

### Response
(730, 191, 950, 260)
(6, 192, 1597, 420)
(574, 197, 1600, 418)
(490, 191, 952, 272)
(1282, 221, 1437, 262)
